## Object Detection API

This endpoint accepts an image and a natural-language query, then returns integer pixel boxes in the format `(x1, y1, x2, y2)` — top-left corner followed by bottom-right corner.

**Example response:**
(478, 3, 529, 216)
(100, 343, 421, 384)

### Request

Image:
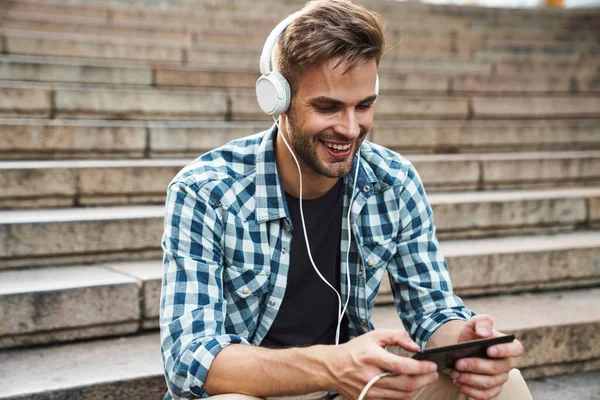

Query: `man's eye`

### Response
(316, 106, 337, 113)
(357, 103, 372, 111)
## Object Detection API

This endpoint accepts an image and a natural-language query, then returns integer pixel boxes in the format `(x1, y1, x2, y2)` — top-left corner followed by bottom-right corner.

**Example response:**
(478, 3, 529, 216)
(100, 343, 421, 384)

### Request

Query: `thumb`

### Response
(472, 315, 494, 338)
(372, 329, 420, 352)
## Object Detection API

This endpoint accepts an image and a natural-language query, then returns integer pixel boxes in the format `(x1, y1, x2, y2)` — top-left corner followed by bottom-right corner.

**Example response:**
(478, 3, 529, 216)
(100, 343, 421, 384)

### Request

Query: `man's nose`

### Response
(335, 109, 361, 140)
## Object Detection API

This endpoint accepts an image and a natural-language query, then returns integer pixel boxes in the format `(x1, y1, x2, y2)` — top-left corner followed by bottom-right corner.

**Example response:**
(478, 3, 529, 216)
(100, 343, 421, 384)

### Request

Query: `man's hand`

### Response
(329, 329, 439, 400)
(450, 315, 525, 400)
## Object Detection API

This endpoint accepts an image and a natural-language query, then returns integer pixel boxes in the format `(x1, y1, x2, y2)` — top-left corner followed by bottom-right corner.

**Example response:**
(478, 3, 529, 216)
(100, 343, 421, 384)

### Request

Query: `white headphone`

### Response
(255, 12, 379, 116)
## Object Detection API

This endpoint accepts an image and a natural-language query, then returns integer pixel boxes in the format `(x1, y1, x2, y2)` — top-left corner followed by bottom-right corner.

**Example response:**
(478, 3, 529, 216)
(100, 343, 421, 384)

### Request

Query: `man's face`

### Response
(283, 58, 378, 179)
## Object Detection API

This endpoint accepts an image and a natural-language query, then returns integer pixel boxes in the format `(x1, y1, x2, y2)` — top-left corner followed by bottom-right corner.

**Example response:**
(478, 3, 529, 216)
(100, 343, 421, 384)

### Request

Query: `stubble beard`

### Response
(286, 110, 365, 179)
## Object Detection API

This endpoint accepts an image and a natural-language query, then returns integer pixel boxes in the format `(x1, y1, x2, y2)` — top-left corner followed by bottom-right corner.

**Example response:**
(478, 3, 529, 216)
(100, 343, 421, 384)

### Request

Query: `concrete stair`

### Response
(1, 289, 599, 398)
(2, 231, 600, 350)
(3, 80, 600, 121)
(1, 188, 599, 270)
(1, 152, 600, 208)
(0, 0, 599, 397)
(2, 119, 600, 160)
(1, 55, 598, 94)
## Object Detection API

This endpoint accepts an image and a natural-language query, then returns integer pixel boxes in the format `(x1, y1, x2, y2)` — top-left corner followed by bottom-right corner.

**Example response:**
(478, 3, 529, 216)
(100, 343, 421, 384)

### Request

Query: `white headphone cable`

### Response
(273, 116, 358, 346)
(274, 117, 388, 400)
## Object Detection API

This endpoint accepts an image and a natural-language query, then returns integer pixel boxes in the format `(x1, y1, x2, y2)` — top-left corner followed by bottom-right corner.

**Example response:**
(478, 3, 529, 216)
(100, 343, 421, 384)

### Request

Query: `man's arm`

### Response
(161, 180, 251, 398)
(387, 162, 474, 348)
(386, 163, 525, 400)
(205, 330, 439, 400)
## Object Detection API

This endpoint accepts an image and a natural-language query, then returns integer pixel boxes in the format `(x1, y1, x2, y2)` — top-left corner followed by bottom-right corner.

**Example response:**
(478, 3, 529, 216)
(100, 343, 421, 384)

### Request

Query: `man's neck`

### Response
(274, 129, 339, 200)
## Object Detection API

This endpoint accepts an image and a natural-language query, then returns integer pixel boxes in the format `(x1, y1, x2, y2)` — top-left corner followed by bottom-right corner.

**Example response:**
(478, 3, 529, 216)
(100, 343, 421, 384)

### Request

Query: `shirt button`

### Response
(268, 300, 276, 307)
(282, 248, 287, 254)
(367, 259, 374, 267)
(359, 267, 364, 276)
(360, 319, 367, 326)
(363, 185, 370, 193)
(242, 287, 250, 295)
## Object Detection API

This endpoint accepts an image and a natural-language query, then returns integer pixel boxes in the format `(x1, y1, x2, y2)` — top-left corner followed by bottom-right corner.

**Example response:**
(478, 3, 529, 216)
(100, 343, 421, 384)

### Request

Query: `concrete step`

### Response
(493, 59, 600, 77)
(1, 288, 599, 398)
(475, 43, 600, 62)
(379, 230, 600, 300)
(1, 0, 468, 32)
(0, 333, 166, 399)
(2, 152, 600, 208)
(1, 188, 599, 268)
(8, 0, 600, 34)
(0, 119, 267, 160)
(1, 119, 599, 160)
(3, 26, 597, 73)
(0, 206, 164, 270)
(3, 80, 600, 121)
(428, 187, 600, 239)
(4, 27, 598, 69)
(3, 8, 598, 49)
(2, 30, 186, 63)
(0, 261, 162, 349)
(0, 55, 154, 86)
(527, 370, 600, 400)
(371, 120, 600, 154)
(4, 54, 594, 94)
(1, 229, 599, 348)
(0, 80, 474, 121)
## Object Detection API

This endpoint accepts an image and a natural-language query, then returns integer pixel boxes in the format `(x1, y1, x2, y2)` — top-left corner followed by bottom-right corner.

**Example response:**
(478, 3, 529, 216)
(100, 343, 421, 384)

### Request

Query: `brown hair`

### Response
(275, 0, 386, 97)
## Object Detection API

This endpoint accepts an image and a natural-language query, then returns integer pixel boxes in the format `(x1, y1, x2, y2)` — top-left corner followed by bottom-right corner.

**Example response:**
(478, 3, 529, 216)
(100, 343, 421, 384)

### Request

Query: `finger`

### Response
(371, 329, 420, 352)
(455, 382, 503, 400)
(454, 357, 515, 376)
(470, 315, 495, 338)
(450, 370, 509, 391)
(378, 371, 439, 392)
(487, 339, 524, 359)
(366, 346, 438, 376)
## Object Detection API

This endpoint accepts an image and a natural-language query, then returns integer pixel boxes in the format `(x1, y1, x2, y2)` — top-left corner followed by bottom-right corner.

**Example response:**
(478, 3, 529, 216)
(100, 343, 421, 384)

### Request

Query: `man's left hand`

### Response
(449, 314, 524, 400)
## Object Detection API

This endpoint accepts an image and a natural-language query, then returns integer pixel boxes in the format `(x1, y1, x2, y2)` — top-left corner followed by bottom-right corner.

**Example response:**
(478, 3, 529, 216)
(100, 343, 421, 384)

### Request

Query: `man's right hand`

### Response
(328, 329, 439, 400)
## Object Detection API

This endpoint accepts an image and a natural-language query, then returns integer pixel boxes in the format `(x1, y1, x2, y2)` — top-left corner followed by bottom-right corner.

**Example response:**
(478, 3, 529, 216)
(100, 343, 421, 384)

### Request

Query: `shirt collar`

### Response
(254, 124, 379, 224)
(255, 124, 288, 224)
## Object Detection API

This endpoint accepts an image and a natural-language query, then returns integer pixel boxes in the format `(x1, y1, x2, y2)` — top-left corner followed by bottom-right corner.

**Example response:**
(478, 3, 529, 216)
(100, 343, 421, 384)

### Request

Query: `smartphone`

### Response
(412, 335, 516, 371)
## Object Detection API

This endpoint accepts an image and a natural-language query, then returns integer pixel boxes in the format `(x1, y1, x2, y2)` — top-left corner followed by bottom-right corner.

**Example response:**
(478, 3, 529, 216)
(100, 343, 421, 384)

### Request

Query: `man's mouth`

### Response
(321, 140, 353, 155)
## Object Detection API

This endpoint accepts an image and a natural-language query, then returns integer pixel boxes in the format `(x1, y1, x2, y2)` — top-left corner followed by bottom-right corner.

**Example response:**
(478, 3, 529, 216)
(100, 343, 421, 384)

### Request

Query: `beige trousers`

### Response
(211, 368, 532, 400)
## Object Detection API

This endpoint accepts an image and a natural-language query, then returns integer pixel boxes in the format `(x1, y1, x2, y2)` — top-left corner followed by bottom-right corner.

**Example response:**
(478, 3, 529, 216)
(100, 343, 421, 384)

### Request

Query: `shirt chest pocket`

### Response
(360, 239, 396, 271)
(359, 240, 397, 307)
(224, 264, 270, 299)
(223, 264, 270, 337)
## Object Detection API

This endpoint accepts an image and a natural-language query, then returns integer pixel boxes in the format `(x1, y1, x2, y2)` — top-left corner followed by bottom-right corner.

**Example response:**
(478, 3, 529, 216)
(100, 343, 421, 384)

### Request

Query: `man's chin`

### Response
(319, 162, 353, 179)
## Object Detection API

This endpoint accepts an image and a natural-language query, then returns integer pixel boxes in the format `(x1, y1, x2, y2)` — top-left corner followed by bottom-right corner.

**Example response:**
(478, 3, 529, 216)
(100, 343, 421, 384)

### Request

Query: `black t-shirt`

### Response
(261, 179, 349, 348)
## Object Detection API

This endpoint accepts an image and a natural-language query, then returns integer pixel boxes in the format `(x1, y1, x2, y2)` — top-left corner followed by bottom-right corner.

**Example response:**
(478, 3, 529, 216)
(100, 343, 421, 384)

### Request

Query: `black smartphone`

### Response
(412, 335, 516, 371)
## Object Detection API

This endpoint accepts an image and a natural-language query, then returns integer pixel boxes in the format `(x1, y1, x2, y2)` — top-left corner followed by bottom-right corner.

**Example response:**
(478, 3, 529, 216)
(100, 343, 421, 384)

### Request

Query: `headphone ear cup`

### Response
(256, 71, 291, 115)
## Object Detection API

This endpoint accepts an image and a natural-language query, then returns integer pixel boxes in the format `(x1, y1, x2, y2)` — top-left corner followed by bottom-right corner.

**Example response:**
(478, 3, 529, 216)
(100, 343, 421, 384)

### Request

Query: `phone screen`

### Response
(412, 335, 516, 371)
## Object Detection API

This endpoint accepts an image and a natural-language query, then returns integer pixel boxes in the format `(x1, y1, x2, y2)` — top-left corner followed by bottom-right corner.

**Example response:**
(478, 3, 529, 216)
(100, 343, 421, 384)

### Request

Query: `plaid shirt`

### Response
(160, 125, 473, 399)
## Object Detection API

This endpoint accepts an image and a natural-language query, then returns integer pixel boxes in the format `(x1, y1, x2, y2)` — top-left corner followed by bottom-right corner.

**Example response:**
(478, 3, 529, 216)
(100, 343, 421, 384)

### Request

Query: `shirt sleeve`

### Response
(160, 180, 250, 399)
(388, 163, 474, 350)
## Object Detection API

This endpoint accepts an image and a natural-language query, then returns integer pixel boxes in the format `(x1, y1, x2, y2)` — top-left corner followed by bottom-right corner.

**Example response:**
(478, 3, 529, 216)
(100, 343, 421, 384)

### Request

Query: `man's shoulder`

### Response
(360, 140, 415, 189)
(168, 130, 267, 193)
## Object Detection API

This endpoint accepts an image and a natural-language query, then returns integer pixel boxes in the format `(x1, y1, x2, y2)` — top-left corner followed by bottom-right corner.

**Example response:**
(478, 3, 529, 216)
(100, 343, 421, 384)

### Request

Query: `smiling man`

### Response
(160, 1, 532, 400)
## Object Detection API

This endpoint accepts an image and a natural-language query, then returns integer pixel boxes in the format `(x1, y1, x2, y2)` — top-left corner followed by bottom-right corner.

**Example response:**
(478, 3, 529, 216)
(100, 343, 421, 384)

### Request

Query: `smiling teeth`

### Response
(324, 142, 351, 151)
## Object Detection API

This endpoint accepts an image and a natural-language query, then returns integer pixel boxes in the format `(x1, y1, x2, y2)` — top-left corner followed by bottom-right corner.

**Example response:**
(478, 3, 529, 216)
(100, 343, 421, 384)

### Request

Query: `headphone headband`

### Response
(259, 12, 300, 76)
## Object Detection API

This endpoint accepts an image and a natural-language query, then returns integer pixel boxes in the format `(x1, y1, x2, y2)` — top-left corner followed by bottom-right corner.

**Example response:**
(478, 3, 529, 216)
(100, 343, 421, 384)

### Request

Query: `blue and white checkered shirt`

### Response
(160, 124, 473, 399)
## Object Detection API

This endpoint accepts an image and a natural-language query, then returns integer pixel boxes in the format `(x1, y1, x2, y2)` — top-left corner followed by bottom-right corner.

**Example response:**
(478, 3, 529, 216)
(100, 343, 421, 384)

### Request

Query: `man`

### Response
(160, 1, 532, 399)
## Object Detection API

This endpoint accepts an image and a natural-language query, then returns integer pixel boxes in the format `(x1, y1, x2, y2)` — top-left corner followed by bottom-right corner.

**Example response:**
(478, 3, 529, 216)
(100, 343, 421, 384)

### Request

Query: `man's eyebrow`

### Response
(309, 94, 378, 105)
